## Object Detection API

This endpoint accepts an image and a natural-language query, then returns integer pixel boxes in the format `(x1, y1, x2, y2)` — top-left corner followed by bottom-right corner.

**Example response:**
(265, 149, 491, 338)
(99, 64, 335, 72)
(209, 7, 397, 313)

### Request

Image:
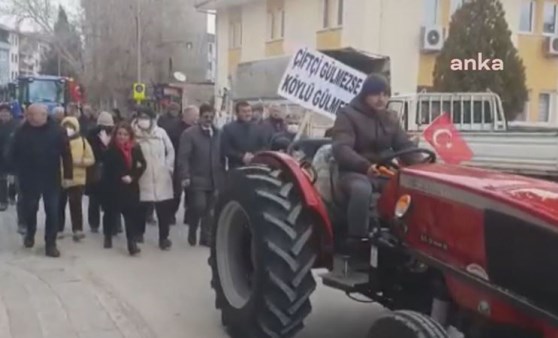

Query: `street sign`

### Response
(133, 83, 146, 101)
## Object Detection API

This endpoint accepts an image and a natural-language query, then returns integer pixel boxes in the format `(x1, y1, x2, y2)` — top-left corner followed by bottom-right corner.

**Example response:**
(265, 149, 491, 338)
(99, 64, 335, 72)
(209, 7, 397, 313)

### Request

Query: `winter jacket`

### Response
(85, 126, 110, 195)
(101, 143, 146, 209)
(8, 117, 73, 192)
(79, 115, 97, 136)
(221, 120, 268, 169)
(61, 117, 95, 188)
(332, 96, 418, 175)
(133, 120, 175, 202)
(259, 117, 287, 146)
(157, 115, 188, 155)
(0, 119, 19, 173)
(178, 125, 225, 191)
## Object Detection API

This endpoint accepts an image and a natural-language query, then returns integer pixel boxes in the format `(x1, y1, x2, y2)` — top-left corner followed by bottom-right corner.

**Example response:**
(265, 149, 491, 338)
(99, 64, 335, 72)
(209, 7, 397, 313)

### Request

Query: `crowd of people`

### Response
(0, 99, 298, 258)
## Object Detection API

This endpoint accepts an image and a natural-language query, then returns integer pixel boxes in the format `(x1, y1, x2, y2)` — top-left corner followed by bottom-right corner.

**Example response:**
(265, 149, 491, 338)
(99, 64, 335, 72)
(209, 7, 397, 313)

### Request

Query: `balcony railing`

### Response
(195, 0, 263, 10)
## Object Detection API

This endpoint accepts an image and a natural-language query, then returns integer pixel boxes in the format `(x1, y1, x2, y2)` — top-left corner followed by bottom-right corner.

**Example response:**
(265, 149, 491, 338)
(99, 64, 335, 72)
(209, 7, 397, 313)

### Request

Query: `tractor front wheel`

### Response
(209, 165, 318, 338)
(368, 310, 448, 338)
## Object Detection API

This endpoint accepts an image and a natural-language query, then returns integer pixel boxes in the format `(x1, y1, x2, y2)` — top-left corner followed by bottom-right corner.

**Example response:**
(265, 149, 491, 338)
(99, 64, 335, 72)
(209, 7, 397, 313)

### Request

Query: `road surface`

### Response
(0, 200, 383, 338)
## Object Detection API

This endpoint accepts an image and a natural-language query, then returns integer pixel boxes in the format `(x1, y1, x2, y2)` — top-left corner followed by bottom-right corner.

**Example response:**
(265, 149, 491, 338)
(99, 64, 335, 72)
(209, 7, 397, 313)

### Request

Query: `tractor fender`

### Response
(252, 151, 334, 269)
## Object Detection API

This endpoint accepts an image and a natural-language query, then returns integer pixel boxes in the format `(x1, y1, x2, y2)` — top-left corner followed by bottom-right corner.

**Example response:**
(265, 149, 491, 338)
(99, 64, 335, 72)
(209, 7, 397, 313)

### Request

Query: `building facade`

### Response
(8, 29, 19, 81)
(197, 0, 558, 124)
(158, 0, 216, 83)
(18, 34, 49, 77)
(0, 26, 10, 85)
(0, 24, 49, 84)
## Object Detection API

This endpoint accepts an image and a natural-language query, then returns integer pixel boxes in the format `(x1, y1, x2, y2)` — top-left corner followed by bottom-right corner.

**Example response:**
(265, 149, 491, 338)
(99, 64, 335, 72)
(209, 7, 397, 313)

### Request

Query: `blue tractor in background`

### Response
(0, 75, 73, 118)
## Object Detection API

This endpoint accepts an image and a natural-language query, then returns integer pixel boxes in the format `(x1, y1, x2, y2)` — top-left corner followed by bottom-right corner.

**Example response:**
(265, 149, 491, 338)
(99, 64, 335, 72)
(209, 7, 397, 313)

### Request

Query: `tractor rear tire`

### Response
(209, 165, 318, 338)
(368, 310, 448, 338)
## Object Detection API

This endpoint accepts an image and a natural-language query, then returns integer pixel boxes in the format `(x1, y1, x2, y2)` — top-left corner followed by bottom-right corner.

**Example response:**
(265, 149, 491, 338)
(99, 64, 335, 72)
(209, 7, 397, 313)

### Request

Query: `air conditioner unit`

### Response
(421, 26, 444, 53)
(545, 36, 558, 56)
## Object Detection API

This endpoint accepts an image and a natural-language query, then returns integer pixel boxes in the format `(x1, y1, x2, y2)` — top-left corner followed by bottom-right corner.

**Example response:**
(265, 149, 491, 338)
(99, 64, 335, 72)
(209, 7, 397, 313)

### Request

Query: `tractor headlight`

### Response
(394, 194, 411, 218)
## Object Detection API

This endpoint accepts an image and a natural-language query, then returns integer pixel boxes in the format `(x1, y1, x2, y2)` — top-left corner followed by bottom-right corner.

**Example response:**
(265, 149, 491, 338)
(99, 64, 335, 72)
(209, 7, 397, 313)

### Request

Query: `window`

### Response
(424, 0, 439, 25)
(337, 0, 344, 26)
(543, 2, 557, 34)
(229, 21, 242, 48)
(322, 0, 343, 28)
(538, 93, 552, 122)
(323, 0, 331, 28)
(280, 9, 285, 37)
(267, 8, 285, 40)
(520, 1, 535, 33)
(450, 0, 463, 17)
(516, 94, 529, 121)
(267, 11, 274, 40)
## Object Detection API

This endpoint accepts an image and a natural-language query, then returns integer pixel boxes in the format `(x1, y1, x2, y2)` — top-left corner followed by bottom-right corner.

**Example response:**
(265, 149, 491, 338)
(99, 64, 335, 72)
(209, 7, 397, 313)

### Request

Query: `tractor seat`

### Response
(312, 144, 385, 212)
(311, 144, 349, 208)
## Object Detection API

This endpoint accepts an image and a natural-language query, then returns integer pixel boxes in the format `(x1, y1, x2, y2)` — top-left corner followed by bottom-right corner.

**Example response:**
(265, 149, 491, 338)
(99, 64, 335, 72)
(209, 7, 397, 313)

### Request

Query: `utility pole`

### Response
(136, 0, 142, 83)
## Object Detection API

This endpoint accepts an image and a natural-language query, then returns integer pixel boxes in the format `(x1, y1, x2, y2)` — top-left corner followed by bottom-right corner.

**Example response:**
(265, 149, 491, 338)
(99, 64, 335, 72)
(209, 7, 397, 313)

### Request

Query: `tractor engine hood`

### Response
(397, 163, 558, 319)
(400, 164, 558, 225)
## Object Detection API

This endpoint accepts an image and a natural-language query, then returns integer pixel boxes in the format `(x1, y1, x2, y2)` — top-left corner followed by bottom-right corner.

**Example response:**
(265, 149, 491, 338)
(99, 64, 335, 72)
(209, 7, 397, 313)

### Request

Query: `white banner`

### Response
(277, 47, 367, 118)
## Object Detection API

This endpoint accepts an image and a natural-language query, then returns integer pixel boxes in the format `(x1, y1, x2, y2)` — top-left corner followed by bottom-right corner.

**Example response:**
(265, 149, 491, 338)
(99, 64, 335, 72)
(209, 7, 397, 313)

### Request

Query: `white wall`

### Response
(8, 32, 18, 80)
(240, 1, 266, 61)
(283, 0, 320, 54)
(343, 0, 423, 94)
(215, 9, 230, 109)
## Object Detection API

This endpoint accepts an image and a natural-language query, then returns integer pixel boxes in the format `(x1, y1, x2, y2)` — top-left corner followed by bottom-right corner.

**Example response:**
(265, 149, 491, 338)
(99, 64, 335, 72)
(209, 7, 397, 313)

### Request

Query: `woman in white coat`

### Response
(132, 106, 175, 250)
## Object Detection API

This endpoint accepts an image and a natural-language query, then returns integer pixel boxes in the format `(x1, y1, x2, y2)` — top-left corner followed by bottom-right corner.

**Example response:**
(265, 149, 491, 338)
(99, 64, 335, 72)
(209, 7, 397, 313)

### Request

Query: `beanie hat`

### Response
(137, 106, 156, 119)
(359, 74, 390, 97)
(97, 111, 115, 126)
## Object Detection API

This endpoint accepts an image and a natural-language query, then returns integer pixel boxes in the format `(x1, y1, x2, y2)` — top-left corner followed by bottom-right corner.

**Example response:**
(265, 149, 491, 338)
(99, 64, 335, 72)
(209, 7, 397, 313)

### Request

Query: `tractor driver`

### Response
(331, 74, 421, 241)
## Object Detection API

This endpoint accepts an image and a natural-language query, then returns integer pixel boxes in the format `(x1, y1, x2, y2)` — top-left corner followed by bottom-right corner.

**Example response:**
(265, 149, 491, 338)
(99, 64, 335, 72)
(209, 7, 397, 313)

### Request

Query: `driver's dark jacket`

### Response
(332, 97, 418, 174)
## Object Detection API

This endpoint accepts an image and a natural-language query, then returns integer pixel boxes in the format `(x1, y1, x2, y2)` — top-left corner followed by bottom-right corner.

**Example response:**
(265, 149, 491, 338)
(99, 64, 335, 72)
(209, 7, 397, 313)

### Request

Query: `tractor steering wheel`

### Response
(376, 148, 437, 171)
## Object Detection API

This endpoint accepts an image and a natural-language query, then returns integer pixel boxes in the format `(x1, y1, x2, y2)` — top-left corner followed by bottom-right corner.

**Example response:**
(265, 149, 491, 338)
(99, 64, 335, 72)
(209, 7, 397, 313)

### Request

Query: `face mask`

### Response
(287, 124, 298, 133)
(99, 130, 111, 146)
(137, 118, 151, 130)
(66, 127, 76, 137)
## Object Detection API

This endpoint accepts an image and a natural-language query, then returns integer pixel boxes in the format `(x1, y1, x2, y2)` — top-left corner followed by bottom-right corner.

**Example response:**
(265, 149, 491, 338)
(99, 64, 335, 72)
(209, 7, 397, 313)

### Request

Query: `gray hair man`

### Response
(52, 106, 65, 124)
(8, 103, 73, 257)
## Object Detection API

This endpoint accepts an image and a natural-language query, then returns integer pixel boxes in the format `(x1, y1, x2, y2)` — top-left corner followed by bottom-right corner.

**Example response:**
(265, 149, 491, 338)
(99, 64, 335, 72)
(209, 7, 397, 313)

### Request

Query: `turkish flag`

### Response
(422, 113, 473, 165)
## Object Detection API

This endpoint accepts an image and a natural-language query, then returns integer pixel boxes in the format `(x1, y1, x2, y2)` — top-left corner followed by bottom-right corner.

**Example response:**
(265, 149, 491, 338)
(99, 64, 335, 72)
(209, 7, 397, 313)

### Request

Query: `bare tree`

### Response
(80, 0, 169, 109)
(1, 0, 83, 74)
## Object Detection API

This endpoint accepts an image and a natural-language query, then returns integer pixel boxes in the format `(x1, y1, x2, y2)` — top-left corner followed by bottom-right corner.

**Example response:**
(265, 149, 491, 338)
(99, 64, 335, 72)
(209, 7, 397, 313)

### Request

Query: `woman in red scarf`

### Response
(100, 122, 146, 255)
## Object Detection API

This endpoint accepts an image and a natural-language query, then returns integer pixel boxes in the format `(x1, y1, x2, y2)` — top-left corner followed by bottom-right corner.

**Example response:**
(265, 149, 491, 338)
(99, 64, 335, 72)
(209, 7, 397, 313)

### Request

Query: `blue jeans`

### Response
(22, 185, 60, 246)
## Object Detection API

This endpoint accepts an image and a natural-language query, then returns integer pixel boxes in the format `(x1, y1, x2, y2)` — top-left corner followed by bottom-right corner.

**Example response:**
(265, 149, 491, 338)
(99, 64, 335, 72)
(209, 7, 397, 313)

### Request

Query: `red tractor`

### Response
(209, 140, 558, 338)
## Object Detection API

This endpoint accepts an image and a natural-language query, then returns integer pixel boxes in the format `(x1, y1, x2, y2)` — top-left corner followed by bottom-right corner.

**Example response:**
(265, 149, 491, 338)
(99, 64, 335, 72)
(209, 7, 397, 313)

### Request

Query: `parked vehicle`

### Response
(386, 91, 558, 180)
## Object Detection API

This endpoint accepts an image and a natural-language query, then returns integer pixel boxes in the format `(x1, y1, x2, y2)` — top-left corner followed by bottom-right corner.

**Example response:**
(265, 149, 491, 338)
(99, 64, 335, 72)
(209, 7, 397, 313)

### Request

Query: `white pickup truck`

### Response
(387, 92, 558, 180)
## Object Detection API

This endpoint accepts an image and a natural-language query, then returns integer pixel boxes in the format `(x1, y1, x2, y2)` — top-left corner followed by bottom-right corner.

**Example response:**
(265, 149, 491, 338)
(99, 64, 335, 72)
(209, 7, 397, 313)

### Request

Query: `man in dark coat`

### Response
(332, 74, 420, 241)
(79, 104, 97, 135)
(221, 101, 268, 170)
(259, 103, 287, 147)
(0, 103, 18, 211)
(159, 103, 199, 224)
(178, 103, 224, 246)
(9, 103, 73, 257)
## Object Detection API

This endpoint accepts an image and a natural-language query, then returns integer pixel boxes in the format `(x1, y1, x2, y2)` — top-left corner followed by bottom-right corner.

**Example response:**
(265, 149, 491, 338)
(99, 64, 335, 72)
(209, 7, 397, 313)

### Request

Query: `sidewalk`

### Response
(0, 254, 155, 338)
(0, 206, 155, 338)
